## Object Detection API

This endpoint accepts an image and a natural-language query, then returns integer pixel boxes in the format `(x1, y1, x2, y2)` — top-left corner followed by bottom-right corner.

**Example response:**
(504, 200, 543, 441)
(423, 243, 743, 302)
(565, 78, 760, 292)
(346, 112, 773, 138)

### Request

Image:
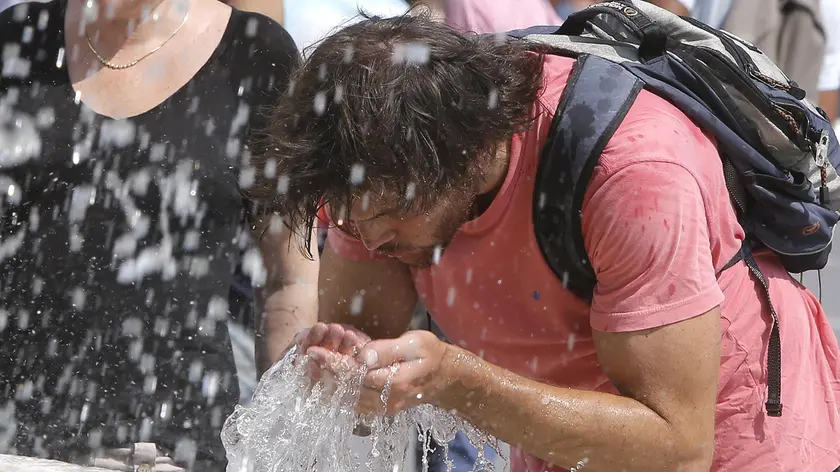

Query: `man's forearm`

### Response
(254, 283, 317, 376)
(434, 347, 713, 472)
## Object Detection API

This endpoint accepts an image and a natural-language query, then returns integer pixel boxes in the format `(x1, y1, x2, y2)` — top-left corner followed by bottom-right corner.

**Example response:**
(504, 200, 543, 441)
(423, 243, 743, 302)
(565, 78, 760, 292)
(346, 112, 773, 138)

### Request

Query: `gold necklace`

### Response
(85, 9, 189, 70)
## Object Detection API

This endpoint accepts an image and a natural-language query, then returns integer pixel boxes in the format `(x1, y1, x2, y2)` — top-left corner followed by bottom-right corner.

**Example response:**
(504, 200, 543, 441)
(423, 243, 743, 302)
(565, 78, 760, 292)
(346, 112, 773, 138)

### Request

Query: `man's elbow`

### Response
(671, 434, 715, 471)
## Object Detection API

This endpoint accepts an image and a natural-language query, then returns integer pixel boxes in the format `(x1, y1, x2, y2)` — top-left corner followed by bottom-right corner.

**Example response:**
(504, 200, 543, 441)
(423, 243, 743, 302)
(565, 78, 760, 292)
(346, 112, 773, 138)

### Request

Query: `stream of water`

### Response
(221, 346, 501, 472)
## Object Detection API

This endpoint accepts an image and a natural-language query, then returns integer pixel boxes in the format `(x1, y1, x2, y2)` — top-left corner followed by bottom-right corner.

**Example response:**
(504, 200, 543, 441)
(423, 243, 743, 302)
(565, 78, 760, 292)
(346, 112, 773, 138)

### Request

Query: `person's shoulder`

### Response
(225, 8, 300, 69)
(219, 9, 300, 95)
(600, 88, 719, 172)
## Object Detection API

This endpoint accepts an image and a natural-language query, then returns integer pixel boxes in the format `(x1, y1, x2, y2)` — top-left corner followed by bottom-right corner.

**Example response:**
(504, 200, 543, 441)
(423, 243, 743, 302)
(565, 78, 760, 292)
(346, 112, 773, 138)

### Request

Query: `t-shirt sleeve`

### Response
(582, 161, 725, 333)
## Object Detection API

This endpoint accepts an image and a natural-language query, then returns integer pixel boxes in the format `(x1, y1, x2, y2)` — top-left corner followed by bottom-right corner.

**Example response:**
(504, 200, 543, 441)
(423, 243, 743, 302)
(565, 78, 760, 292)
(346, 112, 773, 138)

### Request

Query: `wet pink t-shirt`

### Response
(327, 55, 840, 471)
(444, 0, 562, 34)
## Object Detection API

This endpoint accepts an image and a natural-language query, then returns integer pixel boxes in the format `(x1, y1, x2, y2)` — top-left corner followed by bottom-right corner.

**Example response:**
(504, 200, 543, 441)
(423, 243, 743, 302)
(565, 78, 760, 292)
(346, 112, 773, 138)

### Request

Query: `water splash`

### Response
(222, 346, 500, 472)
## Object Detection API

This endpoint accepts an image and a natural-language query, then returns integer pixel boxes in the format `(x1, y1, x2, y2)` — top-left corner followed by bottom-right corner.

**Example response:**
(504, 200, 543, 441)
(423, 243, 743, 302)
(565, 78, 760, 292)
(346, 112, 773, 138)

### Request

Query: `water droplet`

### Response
(350, 163, 365, 185)
(350, 293, 364, 316)
(202, 371, 221, 400)
(488, 88, 498, 109)
(277, 174, 290, 194)
(16, 310, 29, 330)
(121, 317, 144, 337)
(264, 158, 277, 179)
(245, 17, 259, 37)
(139, 418, 153, 442)
(0, 310, 9, 333)
(55, 47, 65, 68)
(446, 287, 456, 307)
(432, 245, 443, 265)
(391, 42, 431, 64)
(159, 400, 171, 420)
(313, 91, 327, 115)
(144, 375, 158, 394)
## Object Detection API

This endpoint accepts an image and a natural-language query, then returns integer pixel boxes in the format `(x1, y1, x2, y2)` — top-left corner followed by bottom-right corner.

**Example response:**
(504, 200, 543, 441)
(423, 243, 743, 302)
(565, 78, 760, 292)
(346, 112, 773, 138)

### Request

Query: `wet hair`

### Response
(244, 11, 545, 250)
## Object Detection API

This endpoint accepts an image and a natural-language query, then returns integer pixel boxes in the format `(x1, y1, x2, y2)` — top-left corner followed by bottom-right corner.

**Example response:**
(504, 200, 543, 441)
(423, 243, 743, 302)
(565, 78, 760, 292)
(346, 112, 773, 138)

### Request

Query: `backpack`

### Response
(506, 0, 840, 417)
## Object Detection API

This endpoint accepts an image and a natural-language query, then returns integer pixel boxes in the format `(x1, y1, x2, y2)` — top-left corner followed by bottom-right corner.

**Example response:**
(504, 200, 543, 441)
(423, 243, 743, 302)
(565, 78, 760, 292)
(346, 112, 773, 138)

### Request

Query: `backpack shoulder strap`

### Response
(534, 54, 643, 300)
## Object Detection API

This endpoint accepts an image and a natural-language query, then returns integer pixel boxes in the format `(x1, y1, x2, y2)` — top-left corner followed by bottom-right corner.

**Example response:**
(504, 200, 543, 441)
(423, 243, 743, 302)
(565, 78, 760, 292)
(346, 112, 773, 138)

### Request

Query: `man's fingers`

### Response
(340, 324, 372, 342)
(323, 323, 346, 351)
(357, 335, 420, 369)
(308, 346, 365, 374)
(338, 330, 368, 356)
(299, 322, 329, 353)
(356, 387, 388, 416)
(307, 345, 338, 367)
(338, 333, 358, 356)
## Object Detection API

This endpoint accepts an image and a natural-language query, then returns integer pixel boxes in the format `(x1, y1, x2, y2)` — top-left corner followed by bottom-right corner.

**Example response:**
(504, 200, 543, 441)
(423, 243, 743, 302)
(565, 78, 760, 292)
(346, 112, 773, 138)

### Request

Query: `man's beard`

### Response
(379, 191, 477, 269)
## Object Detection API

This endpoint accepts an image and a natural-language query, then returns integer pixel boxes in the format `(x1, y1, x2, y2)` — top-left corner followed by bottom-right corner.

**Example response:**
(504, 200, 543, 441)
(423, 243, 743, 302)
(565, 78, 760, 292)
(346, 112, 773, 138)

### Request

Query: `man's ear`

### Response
(473, 140, 513, 196)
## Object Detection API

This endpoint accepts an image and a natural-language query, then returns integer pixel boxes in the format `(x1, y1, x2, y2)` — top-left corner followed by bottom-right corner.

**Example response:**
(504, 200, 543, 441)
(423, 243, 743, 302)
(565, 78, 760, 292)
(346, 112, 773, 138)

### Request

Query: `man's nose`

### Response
(357, 222, 395, 251)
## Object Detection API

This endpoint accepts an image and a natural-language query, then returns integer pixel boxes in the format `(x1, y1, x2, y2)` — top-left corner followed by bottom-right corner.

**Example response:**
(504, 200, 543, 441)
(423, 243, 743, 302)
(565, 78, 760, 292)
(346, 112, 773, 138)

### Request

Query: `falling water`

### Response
(221, 346, 500, 472)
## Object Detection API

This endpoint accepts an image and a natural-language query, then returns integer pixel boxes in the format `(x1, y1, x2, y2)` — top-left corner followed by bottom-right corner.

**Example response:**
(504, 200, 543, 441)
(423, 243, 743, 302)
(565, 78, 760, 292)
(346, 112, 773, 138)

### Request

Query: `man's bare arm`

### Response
(435, 307, 720, 472)
(252, 216, 319, 377)
(319, 241, 418, 339)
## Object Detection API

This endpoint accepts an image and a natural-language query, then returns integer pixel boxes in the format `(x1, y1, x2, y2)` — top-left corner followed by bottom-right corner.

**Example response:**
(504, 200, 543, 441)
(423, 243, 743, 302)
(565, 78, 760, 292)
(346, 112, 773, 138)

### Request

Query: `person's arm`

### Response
(319, 234, 419, 339)
(820, 90, 839, 123)
(354, 160, 723, 471)
(818, 0, 840, 123)
(431, 305, 718, 471)
(648, 0, 691, 15)
(252, 215, 319, 377)
(226, 0, 284, 23)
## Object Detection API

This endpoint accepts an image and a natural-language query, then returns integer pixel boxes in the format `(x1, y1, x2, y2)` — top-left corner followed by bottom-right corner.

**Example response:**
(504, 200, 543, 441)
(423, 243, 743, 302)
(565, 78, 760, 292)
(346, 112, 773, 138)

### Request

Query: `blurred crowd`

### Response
(230, 0, 840, 125)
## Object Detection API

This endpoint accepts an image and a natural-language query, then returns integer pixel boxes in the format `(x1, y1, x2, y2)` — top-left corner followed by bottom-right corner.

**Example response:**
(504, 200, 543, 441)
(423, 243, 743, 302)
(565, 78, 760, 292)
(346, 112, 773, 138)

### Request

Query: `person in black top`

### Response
(0, 0, 304, 469)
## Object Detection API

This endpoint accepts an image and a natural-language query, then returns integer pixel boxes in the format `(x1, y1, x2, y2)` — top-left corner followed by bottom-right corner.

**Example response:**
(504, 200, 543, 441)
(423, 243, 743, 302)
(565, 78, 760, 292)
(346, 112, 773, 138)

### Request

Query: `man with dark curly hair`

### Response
(249, 13, 840, 472)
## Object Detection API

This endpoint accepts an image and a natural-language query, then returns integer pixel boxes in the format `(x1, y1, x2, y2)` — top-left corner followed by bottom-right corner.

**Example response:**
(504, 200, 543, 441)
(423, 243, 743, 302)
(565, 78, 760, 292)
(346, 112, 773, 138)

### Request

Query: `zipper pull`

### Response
(815, 129, 828, 169)
(816, 129, 830, 205)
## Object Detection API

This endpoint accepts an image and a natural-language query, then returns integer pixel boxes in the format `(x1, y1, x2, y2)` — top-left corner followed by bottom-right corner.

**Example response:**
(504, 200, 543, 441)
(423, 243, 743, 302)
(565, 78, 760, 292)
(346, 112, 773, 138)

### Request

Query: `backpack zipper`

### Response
(813, 128, 831, 206)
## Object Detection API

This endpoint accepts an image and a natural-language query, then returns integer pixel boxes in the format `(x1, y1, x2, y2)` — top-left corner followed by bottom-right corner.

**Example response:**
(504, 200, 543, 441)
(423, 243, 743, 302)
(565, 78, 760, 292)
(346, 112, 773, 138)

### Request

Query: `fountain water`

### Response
(221, 346, 501, 472)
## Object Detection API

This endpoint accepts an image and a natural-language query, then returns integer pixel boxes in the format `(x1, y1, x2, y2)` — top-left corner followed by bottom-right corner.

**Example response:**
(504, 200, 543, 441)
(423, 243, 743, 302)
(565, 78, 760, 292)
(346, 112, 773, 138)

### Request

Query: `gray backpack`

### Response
(505, 0, 840, 417)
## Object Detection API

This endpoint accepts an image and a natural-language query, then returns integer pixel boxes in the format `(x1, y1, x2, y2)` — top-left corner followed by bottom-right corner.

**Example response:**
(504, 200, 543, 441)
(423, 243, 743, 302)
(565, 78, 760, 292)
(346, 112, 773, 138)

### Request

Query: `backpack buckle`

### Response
(815, 129, 829, 168)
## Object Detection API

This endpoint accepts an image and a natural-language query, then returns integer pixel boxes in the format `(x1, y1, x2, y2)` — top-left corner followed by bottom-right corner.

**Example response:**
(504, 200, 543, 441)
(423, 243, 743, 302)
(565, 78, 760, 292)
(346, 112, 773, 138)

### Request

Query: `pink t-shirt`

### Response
(327, 55, 840, 471)
(444, 0, 562, 34)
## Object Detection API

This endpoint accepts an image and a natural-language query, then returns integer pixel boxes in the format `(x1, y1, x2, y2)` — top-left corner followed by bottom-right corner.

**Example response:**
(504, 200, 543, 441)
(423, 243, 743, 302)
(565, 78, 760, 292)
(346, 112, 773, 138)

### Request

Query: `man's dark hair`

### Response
(245, 12, 546, 248)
